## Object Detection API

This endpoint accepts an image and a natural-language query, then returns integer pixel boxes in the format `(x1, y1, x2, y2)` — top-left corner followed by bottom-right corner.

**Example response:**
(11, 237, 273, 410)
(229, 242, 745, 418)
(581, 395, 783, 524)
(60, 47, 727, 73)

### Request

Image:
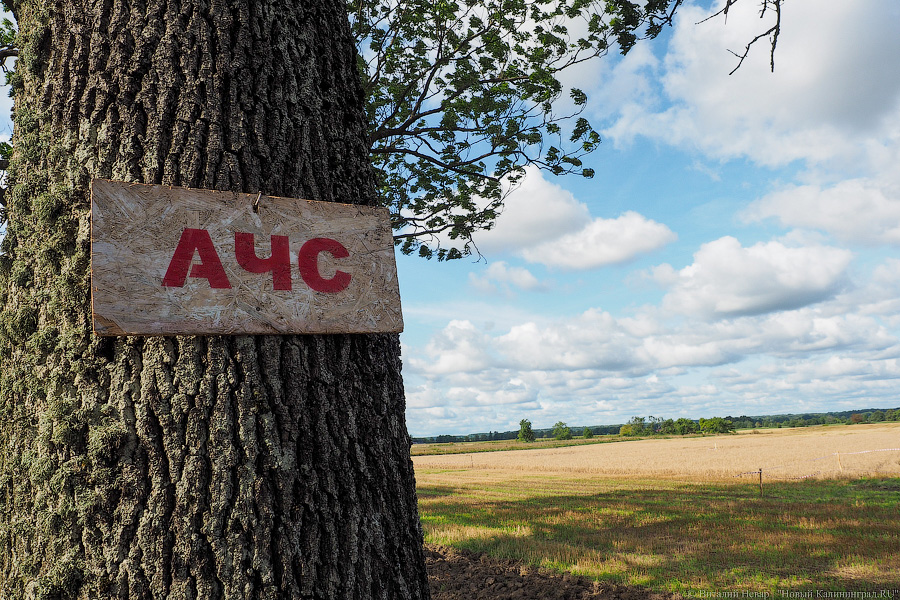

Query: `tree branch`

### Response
(372, 146, 501, 180)
(698, 0, 783, 74)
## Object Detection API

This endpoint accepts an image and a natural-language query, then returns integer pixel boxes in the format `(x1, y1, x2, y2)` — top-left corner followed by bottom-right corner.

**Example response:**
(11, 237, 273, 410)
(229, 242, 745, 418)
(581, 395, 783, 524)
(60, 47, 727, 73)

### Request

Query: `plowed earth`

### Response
(425, 545, 682, 600)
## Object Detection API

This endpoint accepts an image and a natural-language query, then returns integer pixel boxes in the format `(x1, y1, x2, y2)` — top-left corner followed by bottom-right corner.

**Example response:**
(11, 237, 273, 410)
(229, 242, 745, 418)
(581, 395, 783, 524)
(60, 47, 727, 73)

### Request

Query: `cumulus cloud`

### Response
(468, 261, 548, 295)
(602, 0, 900, 169)
(405, 312, 900, 436)
(745, 179, 900, 245)
(409, 320, 496, 375)
(520, 211, 677, 270)
(655, 237, 853, 318)
(444, 381, 538, 407)
(404, 308, 900, 435)
(407, 295, 888, 390)
(707, 354, 900, 411)
(403, 251, 900, 435)
(495, 309, 641, 371)
(476, 167, 676, 269)
(475, 166, 591, 254)
(861, 259, 900, 320)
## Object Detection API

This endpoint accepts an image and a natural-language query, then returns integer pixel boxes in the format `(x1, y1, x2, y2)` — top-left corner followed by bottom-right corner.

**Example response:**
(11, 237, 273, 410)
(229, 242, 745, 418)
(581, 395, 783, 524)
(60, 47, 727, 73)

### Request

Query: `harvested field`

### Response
(415, 424, 900, 593)
(412, 423, 900, 480)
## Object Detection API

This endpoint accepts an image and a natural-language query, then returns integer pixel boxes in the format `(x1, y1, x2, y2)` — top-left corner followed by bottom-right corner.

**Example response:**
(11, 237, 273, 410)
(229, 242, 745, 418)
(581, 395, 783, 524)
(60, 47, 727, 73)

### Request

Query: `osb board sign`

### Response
(90, 179, 403, 336)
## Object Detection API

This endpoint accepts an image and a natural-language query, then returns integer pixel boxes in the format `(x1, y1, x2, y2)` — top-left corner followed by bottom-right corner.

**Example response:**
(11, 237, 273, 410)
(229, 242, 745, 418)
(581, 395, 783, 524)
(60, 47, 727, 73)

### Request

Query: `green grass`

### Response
(416, 471, 900, 594)
(411, 436, 624, 456)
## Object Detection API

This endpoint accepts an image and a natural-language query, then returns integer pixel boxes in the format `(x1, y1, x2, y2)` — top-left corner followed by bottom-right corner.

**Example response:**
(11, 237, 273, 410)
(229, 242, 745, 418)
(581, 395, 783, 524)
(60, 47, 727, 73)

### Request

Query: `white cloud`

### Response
(586, 41, 662, 114)
(402, 249, 900, 435)
(476, 165, 590, 253)
(638, 336, 737, 369)
(860, 259, 900, 319)
(495, 309, 641, 371)
(409, 320, 496, 375)
(520, 211, 677, 270)
(476, 167, 676, 269)
(444, 382, 537, 407)
(746, 179, 900, 245)
(468, 261, 548, 295)
(656, 237, 853, 318)
(404, 299, 900, 435)
(602, 0, 900, 169)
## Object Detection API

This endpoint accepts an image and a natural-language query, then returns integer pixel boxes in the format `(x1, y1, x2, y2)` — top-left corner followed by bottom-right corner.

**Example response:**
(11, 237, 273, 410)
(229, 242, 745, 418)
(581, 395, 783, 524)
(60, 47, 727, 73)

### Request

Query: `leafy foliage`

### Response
(673, 417, 698, 435)
(0, 17, 14, 60)
(517, 418, 535, 442)
(552, 420, 572, 440)
(582, 426, 593, 438)
(350, 0, 683, 259)
(620, 415, 646, 436)
(698, 417, 735, 434)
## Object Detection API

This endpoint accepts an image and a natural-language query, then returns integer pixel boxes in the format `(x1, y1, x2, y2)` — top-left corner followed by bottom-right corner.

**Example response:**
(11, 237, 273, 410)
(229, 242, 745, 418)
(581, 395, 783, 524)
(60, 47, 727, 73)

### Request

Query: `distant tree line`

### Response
(618, 415, 735, 436)
(617, 408, 900, 437)
(411, 407, 900, 444)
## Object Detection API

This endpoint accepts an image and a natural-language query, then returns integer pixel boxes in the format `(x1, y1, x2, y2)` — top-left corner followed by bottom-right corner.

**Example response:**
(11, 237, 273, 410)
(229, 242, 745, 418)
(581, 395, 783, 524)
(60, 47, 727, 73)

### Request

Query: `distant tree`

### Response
(658, 418, 676, 435)
(733, 416, 754, 429)
(850, 413, 865, 424)
(699, 417, 735, 434)
(626, 416, 647, 435)
(518, 419, 536, 443)
(647, 415, 665, 434)
(674, 418, 698, 435)
(582, 426, 594, 439)
(869, 410, 884, 422)
(552, 421, 572, 440)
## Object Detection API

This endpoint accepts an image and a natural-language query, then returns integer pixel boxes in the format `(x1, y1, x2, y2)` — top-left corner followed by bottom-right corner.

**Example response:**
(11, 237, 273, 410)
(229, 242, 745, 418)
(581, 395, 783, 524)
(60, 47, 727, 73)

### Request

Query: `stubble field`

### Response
(413, 423, 900, 480)
(414, 424, 900, 595)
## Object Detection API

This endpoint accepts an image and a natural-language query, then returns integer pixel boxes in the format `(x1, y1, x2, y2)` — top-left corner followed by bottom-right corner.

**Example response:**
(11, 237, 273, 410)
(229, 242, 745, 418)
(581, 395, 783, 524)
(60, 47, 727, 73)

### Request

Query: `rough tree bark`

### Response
(0, 1, 429, 598)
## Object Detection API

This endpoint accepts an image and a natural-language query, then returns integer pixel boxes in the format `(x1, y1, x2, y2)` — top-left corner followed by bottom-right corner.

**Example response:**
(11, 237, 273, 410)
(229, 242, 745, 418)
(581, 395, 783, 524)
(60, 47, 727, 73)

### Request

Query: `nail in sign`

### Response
(90, 179, 403, 336)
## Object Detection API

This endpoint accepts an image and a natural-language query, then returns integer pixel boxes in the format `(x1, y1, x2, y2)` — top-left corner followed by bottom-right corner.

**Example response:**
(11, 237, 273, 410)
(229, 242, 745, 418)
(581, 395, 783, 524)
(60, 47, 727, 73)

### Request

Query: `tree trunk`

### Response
(0, 1, 429, 598)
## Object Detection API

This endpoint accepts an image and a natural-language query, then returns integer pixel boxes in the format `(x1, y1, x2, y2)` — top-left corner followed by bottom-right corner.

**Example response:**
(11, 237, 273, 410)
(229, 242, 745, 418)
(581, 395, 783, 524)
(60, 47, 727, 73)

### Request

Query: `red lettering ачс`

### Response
(162, 230, 351, 293)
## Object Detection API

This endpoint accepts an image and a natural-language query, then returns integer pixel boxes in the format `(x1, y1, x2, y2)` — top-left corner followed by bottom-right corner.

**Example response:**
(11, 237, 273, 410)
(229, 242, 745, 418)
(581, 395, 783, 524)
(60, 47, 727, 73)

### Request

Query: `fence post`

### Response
(758, 468, 763, 497)
(836, 452, 843, 474)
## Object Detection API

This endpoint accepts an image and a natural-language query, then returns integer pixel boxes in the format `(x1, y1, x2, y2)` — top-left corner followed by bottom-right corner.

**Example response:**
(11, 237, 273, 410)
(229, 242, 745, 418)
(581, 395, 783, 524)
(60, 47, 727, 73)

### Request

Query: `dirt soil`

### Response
(425, 545, 683, 600)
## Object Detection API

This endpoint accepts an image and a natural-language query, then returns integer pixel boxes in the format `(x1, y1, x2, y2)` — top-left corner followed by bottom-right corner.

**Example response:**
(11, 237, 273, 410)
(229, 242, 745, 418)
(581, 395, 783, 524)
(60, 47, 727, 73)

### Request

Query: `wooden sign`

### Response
(90, 179, 403, 336)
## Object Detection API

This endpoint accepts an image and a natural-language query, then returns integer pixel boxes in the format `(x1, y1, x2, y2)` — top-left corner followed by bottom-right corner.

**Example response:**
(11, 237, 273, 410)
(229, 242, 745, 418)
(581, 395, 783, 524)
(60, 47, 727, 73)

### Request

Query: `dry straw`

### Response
(412, 423, 900, 481)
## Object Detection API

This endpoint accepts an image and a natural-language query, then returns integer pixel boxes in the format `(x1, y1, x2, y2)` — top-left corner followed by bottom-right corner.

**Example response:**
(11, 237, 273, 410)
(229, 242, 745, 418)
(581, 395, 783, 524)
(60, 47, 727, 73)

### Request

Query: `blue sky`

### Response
(397, 0, 900, 436)
(2, 2, 900, 437)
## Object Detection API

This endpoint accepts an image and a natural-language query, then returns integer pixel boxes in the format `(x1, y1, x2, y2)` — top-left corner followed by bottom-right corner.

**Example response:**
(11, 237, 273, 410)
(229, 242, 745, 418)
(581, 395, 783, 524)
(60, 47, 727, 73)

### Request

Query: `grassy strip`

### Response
(412, 427, 796, 456)
(416, 470, 900, 593)
(412, 436, 643, 456)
